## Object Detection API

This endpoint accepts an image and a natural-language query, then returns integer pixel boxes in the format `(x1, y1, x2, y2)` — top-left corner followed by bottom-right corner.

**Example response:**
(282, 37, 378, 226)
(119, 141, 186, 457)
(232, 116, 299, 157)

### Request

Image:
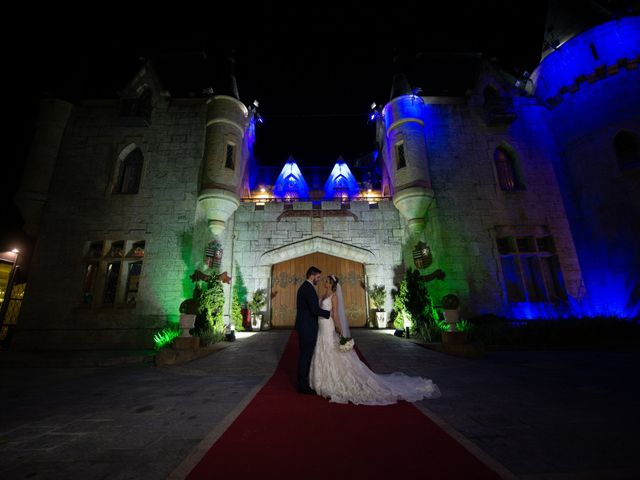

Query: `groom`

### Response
(295, 266, 331, 394)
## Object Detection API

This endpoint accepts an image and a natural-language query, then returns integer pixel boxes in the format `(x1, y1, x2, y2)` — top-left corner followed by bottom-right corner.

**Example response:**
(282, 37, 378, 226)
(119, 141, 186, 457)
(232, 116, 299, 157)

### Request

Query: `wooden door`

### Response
(270, 253, 366, 328)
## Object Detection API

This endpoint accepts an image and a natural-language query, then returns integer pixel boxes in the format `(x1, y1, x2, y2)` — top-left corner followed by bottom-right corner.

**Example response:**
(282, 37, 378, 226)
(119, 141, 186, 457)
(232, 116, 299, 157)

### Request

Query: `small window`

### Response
(82, 262, 99, 304)
(536, 236, 556, 253)
(107, 241, 125, 258)
(494, 147, 525, 191)
(368, 202, 379, 210)
(497, 237, 516, 254)
(396, 143, 406, 170)
(126, 240, 145, 258)
(613, 130, 640, 170)
(116, 149, 143, 194)
(255, 204, 265, 211)
(516, 236, 536, 253)
(103, 261, 121, 304)
(125, 261, 143, 305)
(225, 144, 235, 170)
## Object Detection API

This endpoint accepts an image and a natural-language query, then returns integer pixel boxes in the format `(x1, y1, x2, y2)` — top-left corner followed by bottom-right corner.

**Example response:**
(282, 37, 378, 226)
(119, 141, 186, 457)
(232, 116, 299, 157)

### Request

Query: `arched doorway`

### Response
(270, 252, 366, 328)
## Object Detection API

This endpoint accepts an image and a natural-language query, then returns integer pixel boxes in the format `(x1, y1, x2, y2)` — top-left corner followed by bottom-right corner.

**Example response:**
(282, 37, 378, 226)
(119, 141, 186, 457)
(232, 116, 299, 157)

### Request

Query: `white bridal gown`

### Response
(309, 296, 441, 405)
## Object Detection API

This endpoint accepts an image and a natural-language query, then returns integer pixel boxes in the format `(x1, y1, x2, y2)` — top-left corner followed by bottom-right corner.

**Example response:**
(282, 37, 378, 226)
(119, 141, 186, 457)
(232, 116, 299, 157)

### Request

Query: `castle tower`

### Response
(198, 56, 250, 236)
(14, 99, 73, 236)
(529, 10, 640, 313)
(378, 68, 434, 234)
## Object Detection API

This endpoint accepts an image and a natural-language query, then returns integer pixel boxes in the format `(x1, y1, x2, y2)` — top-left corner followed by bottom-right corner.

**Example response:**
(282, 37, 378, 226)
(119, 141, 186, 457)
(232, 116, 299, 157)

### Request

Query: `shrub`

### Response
(153, 324, 181, 350)
(442, 293, 460, 310)
(193, 279, 225, 343)
(369, 284, 386, 311)
(392, 269, 440, 341)
(249, 288, 267, 314)
(232, 287, 243, 332)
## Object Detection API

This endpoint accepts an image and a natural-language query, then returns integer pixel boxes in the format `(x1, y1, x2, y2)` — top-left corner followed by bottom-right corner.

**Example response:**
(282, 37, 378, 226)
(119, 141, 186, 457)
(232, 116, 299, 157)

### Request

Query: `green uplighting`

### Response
(153, 325, 181, 349)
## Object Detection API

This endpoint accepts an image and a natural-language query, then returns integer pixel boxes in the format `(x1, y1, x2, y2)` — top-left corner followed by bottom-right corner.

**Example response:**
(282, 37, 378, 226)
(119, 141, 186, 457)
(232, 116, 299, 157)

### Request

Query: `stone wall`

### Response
(418, 97, 581, 317)
(13, 95, 207, 350)
(224, 200, 404, 324)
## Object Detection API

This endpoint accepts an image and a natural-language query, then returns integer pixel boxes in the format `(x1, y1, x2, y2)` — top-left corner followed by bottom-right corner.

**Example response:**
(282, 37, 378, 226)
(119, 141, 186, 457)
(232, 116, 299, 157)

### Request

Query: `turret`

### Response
(529, 13, 640, 315)
(380, 70, 434, 234)
(198, 56, 249, 236)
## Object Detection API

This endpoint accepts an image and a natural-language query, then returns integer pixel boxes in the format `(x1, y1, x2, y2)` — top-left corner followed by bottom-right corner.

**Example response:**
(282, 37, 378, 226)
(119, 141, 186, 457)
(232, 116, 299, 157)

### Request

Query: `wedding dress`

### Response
(309, 296, 441, 405)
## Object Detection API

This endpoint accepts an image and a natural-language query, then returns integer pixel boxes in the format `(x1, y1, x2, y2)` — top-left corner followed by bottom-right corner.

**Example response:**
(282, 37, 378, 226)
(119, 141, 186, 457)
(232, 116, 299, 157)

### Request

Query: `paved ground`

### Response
(1, 330, 639, 479)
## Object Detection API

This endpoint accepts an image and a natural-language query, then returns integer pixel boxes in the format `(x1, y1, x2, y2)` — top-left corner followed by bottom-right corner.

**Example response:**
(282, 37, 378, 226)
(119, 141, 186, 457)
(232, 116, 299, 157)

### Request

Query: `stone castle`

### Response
(10, 15, 640, 349)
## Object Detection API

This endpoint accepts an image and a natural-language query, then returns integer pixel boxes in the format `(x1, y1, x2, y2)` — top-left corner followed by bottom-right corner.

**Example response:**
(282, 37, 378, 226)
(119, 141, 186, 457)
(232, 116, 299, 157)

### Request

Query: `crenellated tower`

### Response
(529, 11, 640, 313)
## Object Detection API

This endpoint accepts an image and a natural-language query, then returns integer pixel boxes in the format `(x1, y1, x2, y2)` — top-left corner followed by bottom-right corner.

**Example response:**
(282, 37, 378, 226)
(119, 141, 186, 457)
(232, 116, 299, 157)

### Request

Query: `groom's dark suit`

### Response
(295, 280, 331, 392)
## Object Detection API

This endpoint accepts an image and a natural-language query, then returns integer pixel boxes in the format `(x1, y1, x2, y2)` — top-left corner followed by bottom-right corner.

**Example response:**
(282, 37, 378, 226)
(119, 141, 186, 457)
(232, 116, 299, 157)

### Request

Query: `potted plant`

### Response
(249, 288, 267, 332)
(441, 293, 460, 332)
(369, 284, 387, 329)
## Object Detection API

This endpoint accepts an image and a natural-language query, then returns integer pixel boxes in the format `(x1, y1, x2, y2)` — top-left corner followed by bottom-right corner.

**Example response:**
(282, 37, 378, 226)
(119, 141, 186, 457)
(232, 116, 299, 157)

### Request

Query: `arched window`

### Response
(494, 146, 525, 191)
(116, 148, 143, 194)
(613, 130, 640, 170)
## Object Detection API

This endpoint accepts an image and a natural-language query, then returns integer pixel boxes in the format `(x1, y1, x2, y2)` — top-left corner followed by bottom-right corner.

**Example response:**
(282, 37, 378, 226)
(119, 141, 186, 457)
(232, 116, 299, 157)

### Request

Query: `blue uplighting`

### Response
(382, 94, 425, 133)
(273, 156, 310, 200)
(323, 157, 360, 200)
(531, 17, 640, 103)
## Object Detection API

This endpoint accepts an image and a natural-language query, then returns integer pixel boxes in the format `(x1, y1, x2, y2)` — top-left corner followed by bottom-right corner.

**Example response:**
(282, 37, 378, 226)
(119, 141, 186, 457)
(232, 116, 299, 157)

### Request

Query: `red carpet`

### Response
(186, 332, 501, 479)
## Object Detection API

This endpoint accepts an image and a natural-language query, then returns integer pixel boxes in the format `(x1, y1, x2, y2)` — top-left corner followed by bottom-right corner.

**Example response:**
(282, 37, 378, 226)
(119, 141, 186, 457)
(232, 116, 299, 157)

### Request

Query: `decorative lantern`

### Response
(205, 240, 223, 269)
(412, 241, 433, 269)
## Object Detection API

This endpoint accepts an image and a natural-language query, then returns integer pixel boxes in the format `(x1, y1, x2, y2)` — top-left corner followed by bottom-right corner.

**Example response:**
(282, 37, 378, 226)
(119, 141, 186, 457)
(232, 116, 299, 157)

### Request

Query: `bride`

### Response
(309, 275, 441, 405)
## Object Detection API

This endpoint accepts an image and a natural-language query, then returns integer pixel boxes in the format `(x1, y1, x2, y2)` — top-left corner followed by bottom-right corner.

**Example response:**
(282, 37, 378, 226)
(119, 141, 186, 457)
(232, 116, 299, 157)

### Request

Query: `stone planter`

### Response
(251, 313, 263, 332)
(179, 314, 196, 337)
(443, 309, 460, 332)
(375, 311, 387, 329)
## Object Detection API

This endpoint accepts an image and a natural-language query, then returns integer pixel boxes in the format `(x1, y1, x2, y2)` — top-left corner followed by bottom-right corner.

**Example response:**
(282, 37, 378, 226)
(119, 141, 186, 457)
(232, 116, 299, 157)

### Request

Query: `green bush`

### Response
(392, 269, 440, 341)
(232, 286, 243, 332)
(368, 284, 386, 311)
(392, 279, 409, 330)
(193, 279, 225, 343)
(249, 288, 267, 314)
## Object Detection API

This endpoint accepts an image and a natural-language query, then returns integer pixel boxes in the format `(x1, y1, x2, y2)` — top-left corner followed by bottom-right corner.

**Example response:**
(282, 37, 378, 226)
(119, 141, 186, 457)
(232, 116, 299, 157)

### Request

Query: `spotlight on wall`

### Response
(514, 71, 532, 89)
(369, 102, 382, 123)
(250, 100, 264, 124)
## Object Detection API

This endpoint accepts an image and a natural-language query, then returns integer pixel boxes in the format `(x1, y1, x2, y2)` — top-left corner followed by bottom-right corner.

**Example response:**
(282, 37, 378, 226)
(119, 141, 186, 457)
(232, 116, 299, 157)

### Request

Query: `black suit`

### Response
(295, 280, 331, 391)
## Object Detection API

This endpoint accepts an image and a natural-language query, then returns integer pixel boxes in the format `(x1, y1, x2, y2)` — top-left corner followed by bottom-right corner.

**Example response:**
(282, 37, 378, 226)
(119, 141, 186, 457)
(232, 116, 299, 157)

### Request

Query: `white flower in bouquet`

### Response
(339, 336, 355, 352)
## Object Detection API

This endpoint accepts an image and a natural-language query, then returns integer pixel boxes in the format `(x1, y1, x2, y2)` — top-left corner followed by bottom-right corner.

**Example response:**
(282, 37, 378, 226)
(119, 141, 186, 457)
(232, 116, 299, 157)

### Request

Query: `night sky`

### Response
(3, 3, 548, 257)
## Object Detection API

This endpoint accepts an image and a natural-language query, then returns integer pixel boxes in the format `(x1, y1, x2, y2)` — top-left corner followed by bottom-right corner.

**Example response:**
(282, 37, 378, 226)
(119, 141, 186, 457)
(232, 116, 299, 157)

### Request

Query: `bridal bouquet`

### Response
(339, 335, 355, 352)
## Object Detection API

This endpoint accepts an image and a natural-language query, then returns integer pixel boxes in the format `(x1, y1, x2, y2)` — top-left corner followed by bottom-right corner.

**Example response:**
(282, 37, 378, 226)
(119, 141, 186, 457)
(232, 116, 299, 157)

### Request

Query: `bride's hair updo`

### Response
(328, 275, 339, 292)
